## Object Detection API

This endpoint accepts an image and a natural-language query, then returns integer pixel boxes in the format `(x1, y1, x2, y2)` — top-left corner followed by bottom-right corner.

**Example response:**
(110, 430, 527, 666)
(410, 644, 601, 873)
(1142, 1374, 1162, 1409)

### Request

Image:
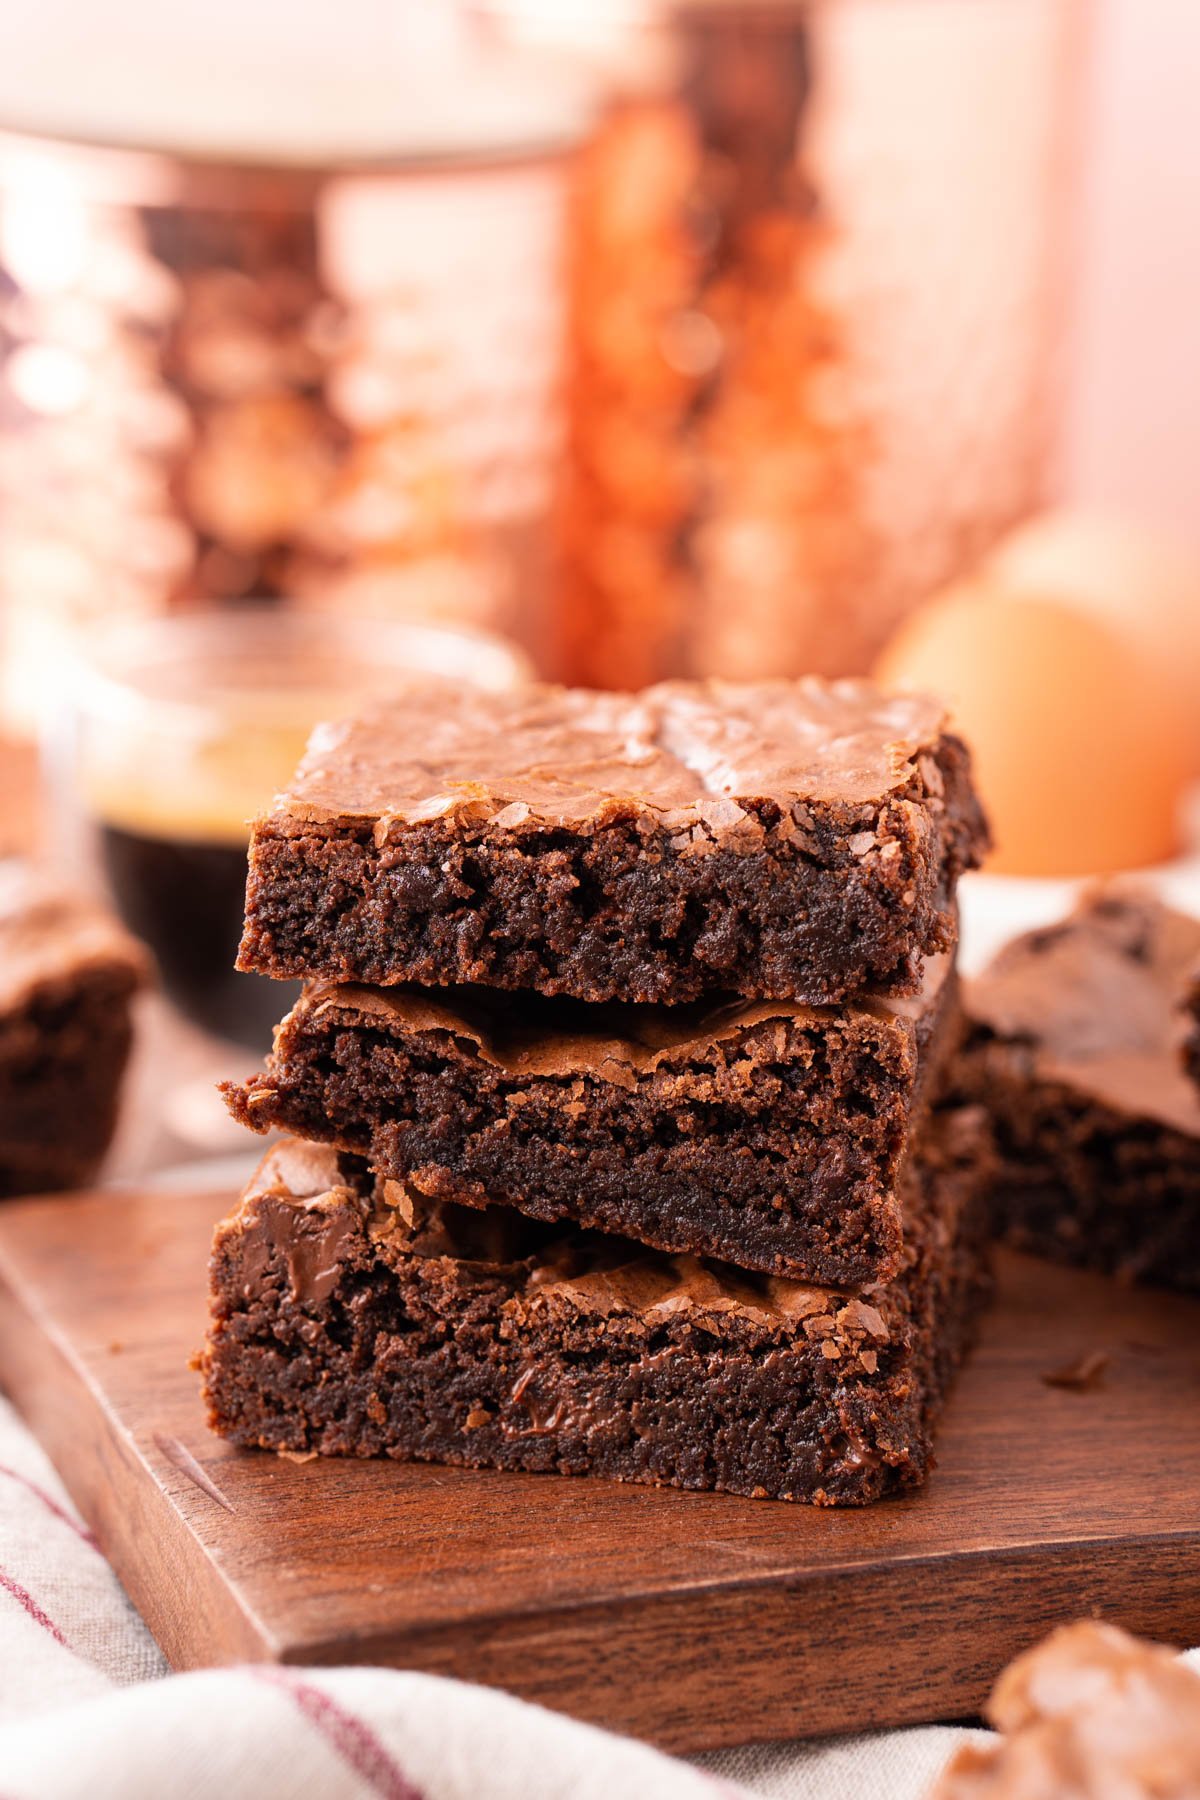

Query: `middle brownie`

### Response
(224, 951, 958, 1287)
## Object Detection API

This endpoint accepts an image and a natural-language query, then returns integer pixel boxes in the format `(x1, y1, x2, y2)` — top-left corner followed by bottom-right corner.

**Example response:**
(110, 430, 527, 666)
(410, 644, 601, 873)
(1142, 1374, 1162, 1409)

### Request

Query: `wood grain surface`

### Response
(0, 1183, 1196, 1753)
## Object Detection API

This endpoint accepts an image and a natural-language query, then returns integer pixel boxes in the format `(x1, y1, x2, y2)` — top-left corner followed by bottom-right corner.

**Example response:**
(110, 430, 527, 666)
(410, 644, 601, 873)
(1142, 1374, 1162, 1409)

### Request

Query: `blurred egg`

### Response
(874, 587, 1191, 877)
(984, 511, 1200, 773)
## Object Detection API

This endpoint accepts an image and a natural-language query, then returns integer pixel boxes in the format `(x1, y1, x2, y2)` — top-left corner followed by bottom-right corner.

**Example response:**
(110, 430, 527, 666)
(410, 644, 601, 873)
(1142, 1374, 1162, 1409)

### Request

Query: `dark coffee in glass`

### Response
(65, 608, 528, 1053)
(98, 825, 290, 1050)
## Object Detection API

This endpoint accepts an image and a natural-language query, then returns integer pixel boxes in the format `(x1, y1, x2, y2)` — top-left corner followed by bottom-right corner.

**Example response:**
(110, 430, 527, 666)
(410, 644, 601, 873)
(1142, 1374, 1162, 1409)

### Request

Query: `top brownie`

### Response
(239, 678, 987, 1005)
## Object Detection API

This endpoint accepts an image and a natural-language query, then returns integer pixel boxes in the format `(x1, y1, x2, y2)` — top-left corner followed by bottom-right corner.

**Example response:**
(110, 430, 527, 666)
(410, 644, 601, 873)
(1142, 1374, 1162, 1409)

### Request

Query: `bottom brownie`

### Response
(200, 1110, 990, 1506)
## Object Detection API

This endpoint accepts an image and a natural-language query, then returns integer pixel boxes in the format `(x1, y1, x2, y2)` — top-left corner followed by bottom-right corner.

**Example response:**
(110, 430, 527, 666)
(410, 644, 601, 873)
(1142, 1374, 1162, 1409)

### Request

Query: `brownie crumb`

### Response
(1040, 1350, 1110, 1392)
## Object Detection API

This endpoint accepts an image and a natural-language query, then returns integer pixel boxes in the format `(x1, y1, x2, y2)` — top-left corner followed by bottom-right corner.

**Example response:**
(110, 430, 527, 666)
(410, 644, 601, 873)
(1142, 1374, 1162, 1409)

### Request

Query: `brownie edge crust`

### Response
(237, 679, 988, 1006)
(200, 1114, 991, 1505)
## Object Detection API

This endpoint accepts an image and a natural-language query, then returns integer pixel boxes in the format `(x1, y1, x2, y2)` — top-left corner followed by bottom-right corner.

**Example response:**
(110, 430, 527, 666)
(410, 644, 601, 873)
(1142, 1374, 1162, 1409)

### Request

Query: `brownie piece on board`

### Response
(0, 866, 148, 1196)
(960, 888, 1200, 1292)
(238, 678, 987, 1006)
(1181, 959, 1200, 1092)
(224, 952, 959, 1286)
(933, 1622, 1200, 1800)
(201, 1110, 991, 1506)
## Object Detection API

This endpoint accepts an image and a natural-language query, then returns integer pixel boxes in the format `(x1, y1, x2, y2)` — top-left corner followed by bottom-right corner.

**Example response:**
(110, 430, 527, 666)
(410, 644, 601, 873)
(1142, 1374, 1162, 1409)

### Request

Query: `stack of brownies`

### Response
(203, 677, 991, 1505)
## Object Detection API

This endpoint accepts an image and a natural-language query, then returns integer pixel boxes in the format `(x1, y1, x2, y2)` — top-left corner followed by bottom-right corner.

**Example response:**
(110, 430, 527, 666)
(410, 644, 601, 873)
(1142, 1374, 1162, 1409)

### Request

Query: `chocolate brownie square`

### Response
(200, 1108, 991, 1506)
(0, 866, 149, 1196)
(223, 951, 959, 1286)
(237, 679, 987, 1006)
(960, 889, 1200, 1292)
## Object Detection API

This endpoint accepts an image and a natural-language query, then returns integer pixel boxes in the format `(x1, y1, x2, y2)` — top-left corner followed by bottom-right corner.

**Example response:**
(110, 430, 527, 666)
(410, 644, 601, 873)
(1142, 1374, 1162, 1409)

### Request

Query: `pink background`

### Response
(1063, 0, 1200, 545)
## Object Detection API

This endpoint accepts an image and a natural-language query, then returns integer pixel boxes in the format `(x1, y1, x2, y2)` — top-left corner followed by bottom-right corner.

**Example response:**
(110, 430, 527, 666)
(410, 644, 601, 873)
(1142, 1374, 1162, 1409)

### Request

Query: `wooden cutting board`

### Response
(0, 1183, 1196, 1754)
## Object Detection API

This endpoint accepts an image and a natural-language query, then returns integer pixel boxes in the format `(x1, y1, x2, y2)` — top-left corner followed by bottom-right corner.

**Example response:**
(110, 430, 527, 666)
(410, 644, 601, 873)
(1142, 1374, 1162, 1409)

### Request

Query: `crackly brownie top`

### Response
(933, 1621, 1200, 1799)
(284, 948, 953, 1084)
(260, 677, 953, 836)
(965, 888, 1200, 1137)
(0, 862, 149, 1014)
(228, 1138, 909, 1349)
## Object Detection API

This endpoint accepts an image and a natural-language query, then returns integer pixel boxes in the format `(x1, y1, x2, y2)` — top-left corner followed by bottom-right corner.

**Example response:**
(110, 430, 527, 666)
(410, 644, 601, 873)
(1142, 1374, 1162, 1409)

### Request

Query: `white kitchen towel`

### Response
(9, 1387, 1188, 1800)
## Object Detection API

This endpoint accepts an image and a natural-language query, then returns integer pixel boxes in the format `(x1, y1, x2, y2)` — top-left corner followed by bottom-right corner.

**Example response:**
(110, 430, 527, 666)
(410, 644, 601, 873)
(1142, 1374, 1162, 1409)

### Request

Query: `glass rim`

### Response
(0, 123, 585, 210)
(65, 604, 533, 738)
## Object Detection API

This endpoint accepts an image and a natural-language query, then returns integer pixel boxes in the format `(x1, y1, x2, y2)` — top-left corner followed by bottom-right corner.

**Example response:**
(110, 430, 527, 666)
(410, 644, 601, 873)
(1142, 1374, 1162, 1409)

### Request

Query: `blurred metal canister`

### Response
(0, 15, 589, 730)
(481, 0, 1084, 687)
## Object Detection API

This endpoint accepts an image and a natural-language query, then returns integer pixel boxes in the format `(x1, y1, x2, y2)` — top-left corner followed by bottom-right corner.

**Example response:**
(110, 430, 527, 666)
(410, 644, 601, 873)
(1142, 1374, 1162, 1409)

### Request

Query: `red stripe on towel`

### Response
(0, 1463, 100, 1549)
(0, 1567, 69, 1648)
(254, 1667, 426, 1800)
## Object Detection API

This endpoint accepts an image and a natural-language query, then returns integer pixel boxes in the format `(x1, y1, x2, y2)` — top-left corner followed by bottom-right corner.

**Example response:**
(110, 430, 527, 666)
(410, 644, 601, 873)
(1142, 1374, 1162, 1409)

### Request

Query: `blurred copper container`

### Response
(0, 26, 589, 730)
(481, 0, 1083, 687)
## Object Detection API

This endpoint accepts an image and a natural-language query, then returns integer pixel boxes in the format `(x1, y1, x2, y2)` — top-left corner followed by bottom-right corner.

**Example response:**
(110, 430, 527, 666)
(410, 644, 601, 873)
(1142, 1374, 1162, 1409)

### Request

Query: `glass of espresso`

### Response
(54, 608, 529, 1054)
